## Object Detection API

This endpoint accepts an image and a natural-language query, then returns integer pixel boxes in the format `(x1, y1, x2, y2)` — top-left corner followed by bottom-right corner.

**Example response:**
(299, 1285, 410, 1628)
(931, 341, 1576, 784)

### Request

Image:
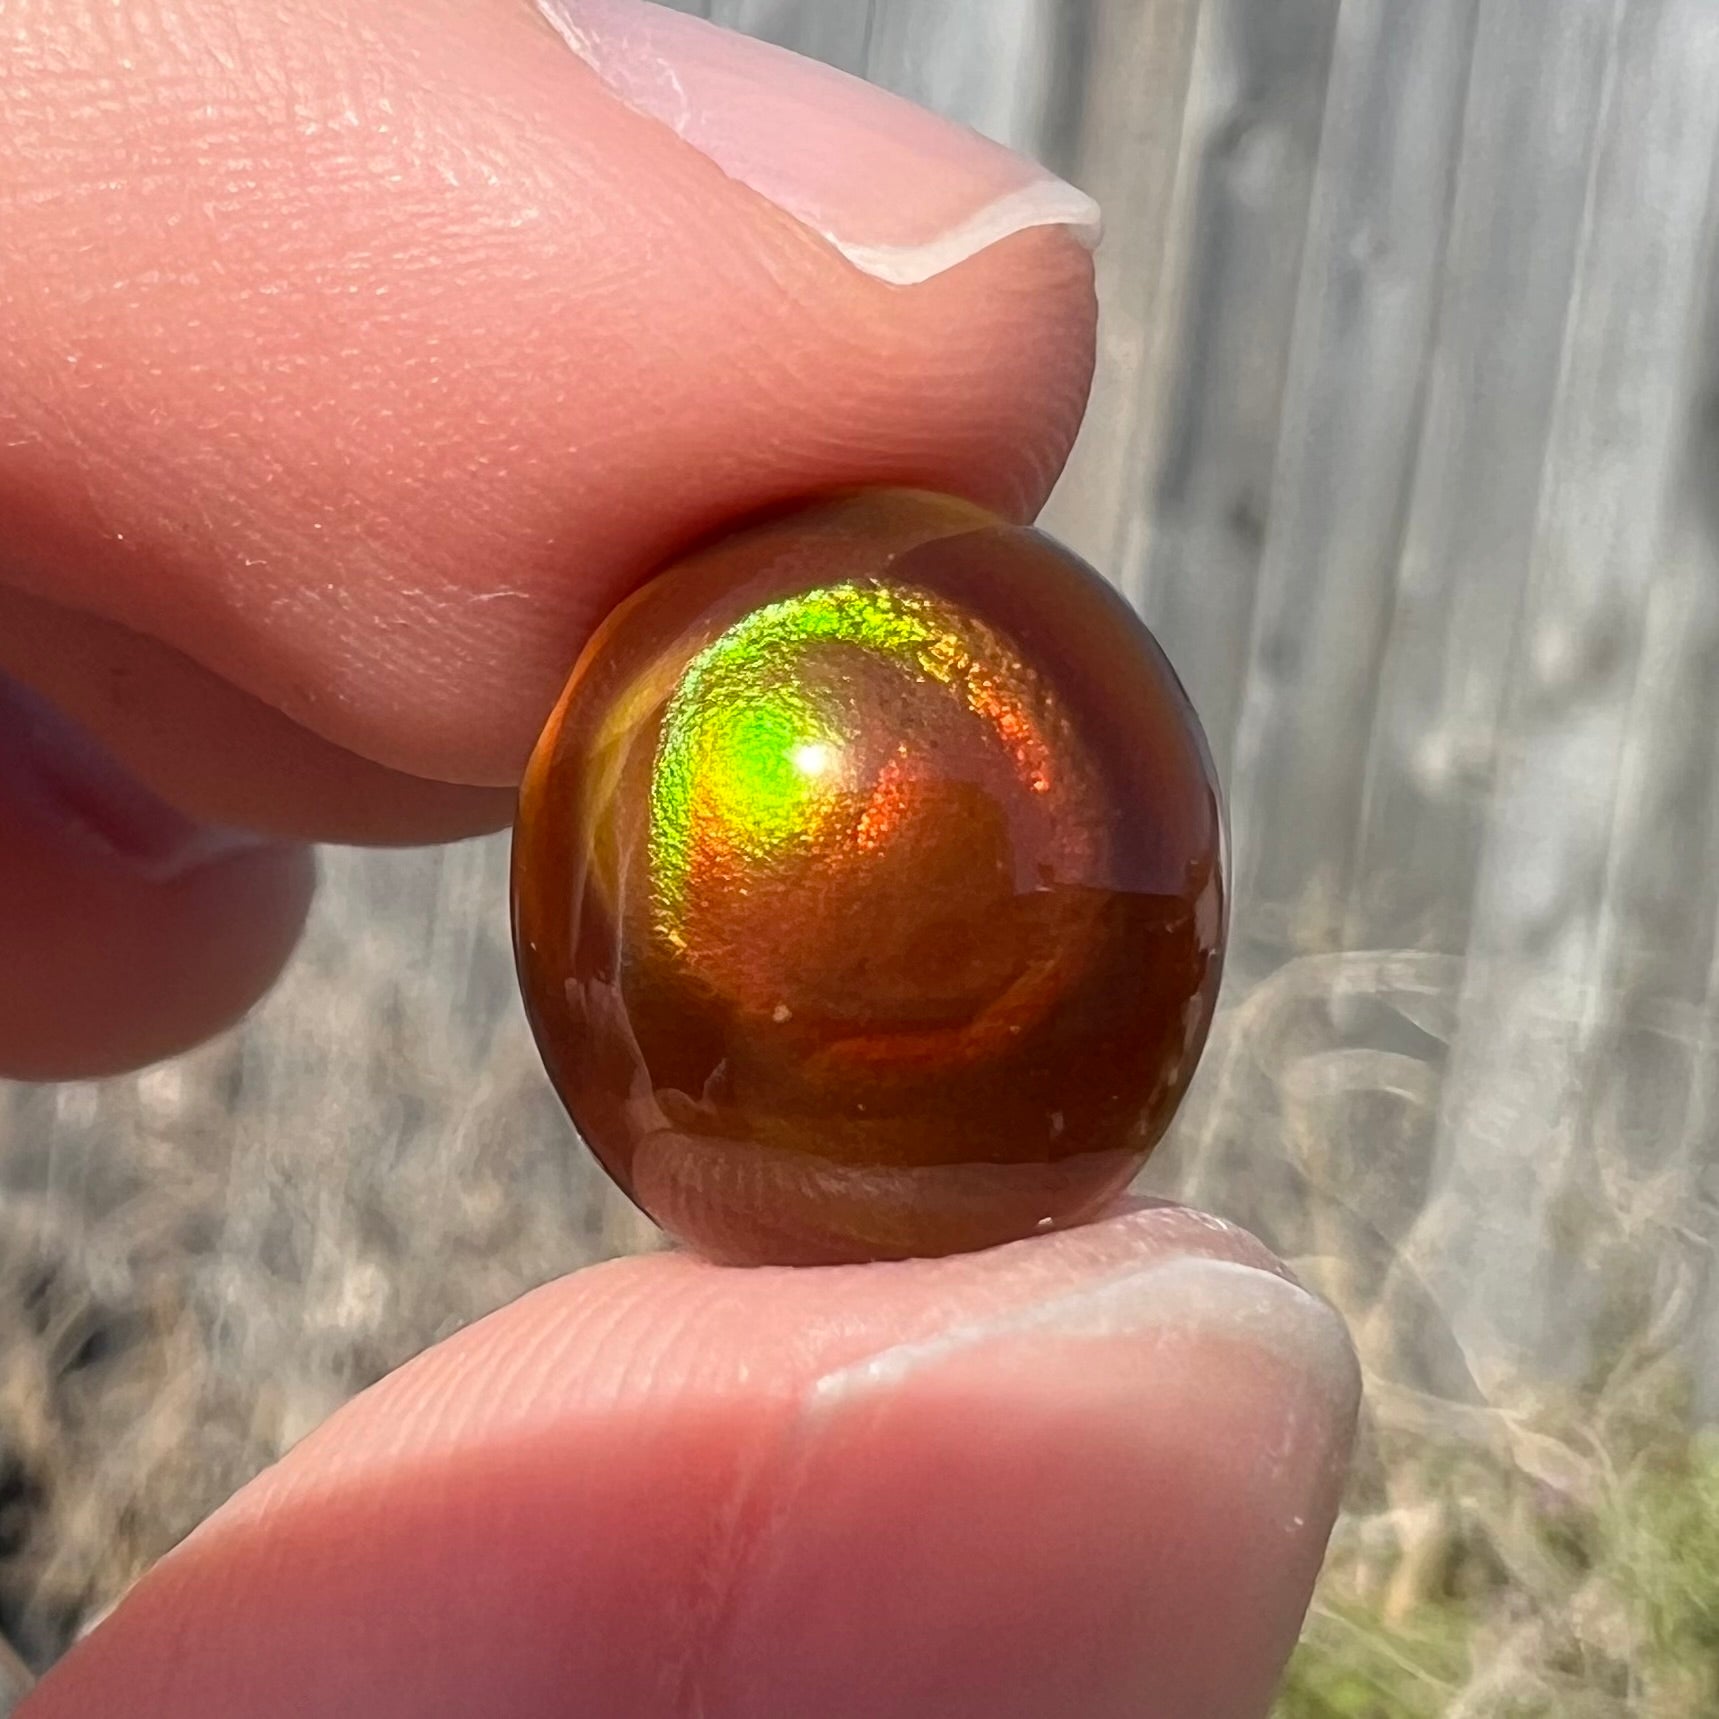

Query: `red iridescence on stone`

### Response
(512, 490, 1226, 1265)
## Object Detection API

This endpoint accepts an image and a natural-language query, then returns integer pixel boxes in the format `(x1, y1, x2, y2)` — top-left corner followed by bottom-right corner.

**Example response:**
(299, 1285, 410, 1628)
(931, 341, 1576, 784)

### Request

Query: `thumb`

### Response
(21, 1206, 1358, 1719)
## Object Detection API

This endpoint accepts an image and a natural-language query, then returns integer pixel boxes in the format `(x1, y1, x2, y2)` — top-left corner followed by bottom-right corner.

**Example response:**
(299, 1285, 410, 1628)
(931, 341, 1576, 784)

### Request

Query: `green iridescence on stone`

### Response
(647, 579, 1003, 942)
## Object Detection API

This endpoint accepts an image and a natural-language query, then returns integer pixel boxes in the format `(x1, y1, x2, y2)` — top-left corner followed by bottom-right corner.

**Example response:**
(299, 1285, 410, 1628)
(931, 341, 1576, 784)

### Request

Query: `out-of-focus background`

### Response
(4, 0, 1719, 1711)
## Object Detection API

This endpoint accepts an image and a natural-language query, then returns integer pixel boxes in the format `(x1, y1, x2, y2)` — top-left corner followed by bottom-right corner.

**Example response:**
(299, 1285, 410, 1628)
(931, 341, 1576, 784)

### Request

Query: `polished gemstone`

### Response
(513, 490, 1226, 1265)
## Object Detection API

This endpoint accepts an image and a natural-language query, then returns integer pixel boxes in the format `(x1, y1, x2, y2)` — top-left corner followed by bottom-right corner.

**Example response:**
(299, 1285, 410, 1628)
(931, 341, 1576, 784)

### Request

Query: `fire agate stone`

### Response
(512, 491, 1225, 1265)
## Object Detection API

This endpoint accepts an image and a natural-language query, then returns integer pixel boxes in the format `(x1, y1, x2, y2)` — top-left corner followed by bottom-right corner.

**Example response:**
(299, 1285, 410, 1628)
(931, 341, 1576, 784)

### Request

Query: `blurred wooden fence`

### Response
(3, 0, 1718, 1672)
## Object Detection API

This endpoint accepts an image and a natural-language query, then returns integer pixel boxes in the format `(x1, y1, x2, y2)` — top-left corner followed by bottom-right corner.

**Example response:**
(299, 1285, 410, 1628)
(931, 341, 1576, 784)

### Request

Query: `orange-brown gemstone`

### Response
(512, 491, 1225, 1265)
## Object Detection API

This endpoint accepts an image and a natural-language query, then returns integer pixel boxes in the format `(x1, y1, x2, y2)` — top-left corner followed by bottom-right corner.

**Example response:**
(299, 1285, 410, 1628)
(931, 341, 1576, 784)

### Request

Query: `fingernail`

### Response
(810, 1255, 1360, 1507)
(535, 0, 1102, 286)
(0, 676, 271, 883)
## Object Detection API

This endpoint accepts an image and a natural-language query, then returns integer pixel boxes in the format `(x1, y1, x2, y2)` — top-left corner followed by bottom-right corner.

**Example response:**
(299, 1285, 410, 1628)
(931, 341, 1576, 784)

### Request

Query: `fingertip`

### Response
(0, 679, 314, 1078)
(848, 222, 1099, 523)
(0, 839, 316, 1082)
(718, 1300, 1352, 1719)
(2, 0, 1100, 789)
(23, 1208, 1353, 1719)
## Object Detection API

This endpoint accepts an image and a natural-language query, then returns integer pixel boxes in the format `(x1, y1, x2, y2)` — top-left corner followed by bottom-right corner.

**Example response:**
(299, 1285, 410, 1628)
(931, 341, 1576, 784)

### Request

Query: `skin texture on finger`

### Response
(0, 0, 1097, 794)
(0, 588, 512, 844)
(22, 1206, 1360, 1719)
(0, 678, 315, 1078)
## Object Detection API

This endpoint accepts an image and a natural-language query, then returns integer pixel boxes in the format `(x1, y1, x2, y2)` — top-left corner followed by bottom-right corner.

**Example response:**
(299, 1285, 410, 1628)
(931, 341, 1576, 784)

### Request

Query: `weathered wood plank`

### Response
(1411, 0, 1719, 1392)
(1576, 156, 1719, 1421)
(860, 0, 1060, 151)
(1038, 0, 1205, 570)
(1225, 0, 1481, 963)
(1116, 0, 1341, 778)
(1345, 0, 1623, 956)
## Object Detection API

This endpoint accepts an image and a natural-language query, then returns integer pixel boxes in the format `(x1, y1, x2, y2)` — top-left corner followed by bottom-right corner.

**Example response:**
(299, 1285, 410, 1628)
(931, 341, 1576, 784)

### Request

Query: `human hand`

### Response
(2, 3, 1359, 1713)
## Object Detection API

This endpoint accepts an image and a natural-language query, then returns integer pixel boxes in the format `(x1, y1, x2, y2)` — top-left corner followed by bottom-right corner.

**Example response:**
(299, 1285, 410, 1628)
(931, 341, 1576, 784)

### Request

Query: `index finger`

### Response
(0, 0, 1098, 804)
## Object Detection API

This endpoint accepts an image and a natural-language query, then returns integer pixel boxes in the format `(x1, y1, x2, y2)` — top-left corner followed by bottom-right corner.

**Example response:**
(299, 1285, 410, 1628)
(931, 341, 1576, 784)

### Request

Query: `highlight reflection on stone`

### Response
(512, 491, 1226, 1265)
